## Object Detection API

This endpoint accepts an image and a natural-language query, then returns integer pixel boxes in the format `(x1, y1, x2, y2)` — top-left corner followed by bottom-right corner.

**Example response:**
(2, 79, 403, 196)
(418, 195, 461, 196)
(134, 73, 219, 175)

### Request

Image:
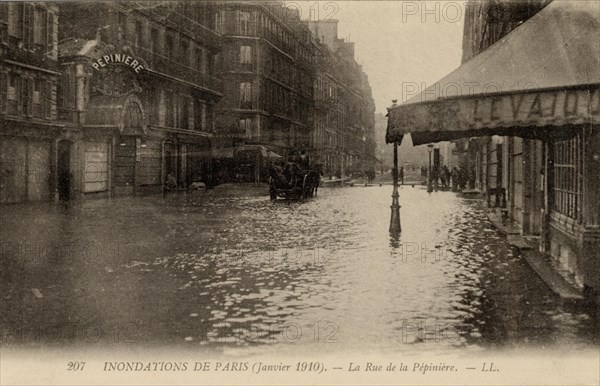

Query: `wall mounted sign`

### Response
(91, 53, 144, 73)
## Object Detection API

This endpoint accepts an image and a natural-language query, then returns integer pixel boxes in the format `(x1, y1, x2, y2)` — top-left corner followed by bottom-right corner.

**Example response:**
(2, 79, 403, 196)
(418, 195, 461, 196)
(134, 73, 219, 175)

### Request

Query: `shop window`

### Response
(553, 136, 580, 219)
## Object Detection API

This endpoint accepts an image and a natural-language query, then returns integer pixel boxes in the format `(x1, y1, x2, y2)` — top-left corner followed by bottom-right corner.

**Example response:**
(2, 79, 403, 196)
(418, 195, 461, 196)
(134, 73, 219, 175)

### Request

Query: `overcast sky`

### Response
(287, 1, 466, 113)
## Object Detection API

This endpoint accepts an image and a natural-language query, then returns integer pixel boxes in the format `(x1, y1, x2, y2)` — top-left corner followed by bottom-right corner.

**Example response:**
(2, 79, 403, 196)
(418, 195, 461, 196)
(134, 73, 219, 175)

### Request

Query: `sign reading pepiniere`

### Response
(92, 54, 144, 73)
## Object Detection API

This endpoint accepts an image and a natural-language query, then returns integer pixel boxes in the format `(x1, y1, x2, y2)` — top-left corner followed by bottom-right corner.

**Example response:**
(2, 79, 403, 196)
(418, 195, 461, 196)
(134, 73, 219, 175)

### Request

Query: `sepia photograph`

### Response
(0, 0, 598, 385)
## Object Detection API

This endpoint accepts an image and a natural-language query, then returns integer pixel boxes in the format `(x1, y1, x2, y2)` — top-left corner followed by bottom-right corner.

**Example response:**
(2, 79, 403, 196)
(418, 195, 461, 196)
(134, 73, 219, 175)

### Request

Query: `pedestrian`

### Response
(451, 166, 459, 192)
(458, 167, 467, 191)
(399, 166, 404, 185)
(441, 165, 450, 188)
(299, 149, 310, 169)
(165, 172, 177, 192)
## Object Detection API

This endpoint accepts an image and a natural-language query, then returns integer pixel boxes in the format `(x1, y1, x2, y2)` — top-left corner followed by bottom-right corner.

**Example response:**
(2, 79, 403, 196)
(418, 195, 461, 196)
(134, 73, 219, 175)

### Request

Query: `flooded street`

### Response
(1, 186, 597, 356)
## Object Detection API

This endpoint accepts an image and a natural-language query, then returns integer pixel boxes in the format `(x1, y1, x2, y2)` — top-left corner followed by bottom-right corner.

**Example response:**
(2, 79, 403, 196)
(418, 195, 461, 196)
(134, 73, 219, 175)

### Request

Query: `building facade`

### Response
(57, 1, 222, 198)
(461, 0, 599, 293)
(0, 2, 61, 204)
(212, 1, 314, 178)
(307, 19, 376, 178)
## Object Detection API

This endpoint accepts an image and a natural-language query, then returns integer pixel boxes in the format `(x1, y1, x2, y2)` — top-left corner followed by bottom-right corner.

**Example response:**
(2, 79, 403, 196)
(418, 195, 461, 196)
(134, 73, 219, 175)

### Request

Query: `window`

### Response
(165, 90, 175, 127)
(239, 11, 251, 35)
(8, 4, 23, 39)
(179, 95, 192, 130)
(239, 117, 252, 138)
(552, 136, 581, 219)
(194, 100, 206, 131)
(195, 45, 206, 73)
(47, 11, 54, 52)
(117, 12, 126, 41)
(239, 82, 252, 109)
(150, 27, 159, 53)
(34, 7, 47, 47)
(134, 20, 143, 48)
(148, 87, 160, 125)
(165, 33, 174, 59)
(240, 45, 252, 66)
(0, 71, 8, 113)
(0, 4, 7, 43)
(7, 73, 20, 115)
(180, 38, 190, 67)
(214, 11, 224, 34)
(33, 78, 44, 118)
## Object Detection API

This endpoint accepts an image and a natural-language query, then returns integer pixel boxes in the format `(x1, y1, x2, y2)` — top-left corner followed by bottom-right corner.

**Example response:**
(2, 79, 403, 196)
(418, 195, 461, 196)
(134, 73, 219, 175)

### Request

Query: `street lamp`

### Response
(427, 143, 434, 193)
(389, 99, 401, 234)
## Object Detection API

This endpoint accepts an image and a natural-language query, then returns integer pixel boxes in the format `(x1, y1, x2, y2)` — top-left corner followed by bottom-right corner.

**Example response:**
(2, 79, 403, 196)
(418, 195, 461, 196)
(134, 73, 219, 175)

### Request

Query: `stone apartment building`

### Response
(211, 1, 314, 168)
(307, 19, 376, 178)
(0, 2, 60, 203)
(57, 1, 222, 198)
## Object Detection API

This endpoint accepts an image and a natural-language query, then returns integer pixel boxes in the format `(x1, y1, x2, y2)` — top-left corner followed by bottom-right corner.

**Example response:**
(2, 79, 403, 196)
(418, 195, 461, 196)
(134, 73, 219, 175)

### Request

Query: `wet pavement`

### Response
(0, 185, 597, 355)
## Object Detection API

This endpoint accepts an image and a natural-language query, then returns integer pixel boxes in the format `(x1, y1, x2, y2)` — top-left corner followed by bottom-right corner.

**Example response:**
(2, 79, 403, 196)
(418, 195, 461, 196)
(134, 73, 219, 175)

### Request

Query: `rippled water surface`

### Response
(1, 186, 597, 355)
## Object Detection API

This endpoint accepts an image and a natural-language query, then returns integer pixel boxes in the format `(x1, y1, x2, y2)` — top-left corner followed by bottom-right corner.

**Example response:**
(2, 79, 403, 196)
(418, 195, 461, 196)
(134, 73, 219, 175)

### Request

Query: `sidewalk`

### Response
(487, 208, 584, 302)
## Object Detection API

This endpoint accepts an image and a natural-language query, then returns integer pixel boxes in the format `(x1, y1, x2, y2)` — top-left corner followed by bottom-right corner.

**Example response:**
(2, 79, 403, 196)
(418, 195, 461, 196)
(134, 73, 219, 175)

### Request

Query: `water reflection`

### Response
(0, 186, 597, 355)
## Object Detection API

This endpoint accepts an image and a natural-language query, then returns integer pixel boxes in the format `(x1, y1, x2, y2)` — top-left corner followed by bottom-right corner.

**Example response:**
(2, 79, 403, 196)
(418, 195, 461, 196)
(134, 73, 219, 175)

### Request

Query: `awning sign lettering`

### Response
(387, 86, 600, 143)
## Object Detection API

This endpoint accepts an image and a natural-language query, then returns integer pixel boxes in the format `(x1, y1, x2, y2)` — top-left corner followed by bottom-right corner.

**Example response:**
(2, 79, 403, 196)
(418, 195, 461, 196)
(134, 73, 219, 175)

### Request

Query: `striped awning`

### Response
(386, 0, 600, 146)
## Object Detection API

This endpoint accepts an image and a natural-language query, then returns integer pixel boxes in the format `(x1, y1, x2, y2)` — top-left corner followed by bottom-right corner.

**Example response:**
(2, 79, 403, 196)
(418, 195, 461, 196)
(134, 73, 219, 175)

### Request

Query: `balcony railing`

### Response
(129, 43, 223, 94)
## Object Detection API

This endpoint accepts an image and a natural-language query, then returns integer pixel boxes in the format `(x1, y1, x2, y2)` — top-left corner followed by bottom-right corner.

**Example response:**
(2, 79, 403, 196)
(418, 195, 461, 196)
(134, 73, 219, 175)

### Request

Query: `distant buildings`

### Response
(306, 19, 376, 178)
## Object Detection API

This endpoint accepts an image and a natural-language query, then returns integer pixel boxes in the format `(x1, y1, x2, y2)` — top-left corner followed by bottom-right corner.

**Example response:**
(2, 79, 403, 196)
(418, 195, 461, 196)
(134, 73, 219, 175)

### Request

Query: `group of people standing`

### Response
(426, 164, 474, 192)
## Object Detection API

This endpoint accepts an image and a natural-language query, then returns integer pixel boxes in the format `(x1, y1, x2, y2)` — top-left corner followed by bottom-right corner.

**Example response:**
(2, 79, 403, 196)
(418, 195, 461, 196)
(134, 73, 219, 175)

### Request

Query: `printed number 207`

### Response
(67, 362, 86, 371)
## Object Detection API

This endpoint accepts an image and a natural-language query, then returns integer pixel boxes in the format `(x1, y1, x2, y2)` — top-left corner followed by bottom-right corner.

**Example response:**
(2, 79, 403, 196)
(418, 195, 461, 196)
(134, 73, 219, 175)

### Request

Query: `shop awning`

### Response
(386, 0, 600, 146)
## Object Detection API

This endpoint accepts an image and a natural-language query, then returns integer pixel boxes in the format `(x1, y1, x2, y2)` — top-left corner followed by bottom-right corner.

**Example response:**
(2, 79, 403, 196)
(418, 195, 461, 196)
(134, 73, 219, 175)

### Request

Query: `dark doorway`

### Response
(57, 140, 71, 201)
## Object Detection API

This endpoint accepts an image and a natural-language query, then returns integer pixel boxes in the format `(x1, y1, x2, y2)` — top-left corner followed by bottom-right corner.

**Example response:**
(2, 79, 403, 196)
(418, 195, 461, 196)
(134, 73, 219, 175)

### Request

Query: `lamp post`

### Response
(427, 143, 434, 193)
(389, 100, 401, 234)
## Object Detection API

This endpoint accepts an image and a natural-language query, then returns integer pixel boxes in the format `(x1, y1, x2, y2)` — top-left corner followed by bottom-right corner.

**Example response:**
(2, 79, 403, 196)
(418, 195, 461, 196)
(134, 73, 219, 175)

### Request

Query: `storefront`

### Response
(386, 1, 600, 294)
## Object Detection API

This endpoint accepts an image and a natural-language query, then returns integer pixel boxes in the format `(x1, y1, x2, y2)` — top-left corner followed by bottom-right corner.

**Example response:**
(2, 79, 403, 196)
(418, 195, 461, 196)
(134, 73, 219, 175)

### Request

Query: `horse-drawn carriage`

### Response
(268, 162, 321, 200)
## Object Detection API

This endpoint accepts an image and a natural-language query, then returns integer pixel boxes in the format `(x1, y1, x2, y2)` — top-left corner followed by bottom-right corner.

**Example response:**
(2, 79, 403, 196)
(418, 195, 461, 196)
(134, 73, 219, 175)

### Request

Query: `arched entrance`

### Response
(108, 95, 146, 196)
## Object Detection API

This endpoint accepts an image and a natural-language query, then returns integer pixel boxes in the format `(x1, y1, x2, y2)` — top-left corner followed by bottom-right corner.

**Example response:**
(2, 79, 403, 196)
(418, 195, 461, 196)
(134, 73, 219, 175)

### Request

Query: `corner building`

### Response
(57, 1, 222, 198)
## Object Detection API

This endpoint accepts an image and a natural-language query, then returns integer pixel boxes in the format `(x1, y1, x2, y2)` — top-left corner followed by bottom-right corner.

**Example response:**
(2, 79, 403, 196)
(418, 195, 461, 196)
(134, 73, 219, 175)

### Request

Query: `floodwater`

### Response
(0, 185, 597, 356)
